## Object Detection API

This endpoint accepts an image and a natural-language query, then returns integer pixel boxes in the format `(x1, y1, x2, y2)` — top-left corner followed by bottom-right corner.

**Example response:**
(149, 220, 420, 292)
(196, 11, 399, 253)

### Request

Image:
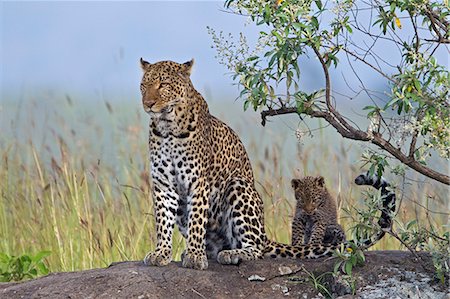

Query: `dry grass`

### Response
(0, 97, 448, 272)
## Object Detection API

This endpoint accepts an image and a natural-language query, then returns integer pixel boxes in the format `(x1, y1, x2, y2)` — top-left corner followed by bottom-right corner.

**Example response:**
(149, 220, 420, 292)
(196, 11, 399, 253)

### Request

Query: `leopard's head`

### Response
(291, 176, 326, 214)
(139, 58, 194, 114)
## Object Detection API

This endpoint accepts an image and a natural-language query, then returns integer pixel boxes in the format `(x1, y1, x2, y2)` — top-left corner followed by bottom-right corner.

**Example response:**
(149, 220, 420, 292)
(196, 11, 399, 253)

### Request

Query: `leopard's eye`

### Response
(159, 83, 170, 89)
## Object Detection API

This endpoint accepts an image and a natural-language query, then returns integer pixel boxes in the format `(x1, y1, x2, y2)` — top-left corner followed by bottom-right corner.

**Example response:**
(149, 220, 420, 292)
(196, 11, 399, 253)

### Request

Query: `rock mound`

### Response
(1, 251, 447, 299)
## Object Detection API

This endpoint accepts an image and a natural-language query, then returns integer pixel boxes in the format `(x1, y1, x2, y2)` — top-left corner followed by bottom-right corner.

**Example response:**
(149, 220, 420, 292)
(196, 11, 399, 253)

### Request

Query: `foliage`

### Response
(396, 220, 450, 284)
(210, 0, 450, 184)
(0, 251, 50, 282)
(343, 188, 391, 245)
(1, 98, 447, 276)
(211, 1, 449, 283)
(331, 242, 365, 295)
(344, 188, 450, 285)
(333, 242, 365, 276)
(289, 267, 333, 298)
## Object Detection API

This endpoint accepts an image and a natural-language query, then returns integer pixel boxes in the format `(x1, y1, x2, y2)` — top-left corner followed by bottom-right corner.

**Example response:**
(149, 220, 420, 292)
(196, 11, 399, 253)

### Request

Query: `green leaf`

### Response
(406, 219, 418, 230)
(314, 0, 323, 10)
(268, 54, 277, 68)
(334, 260, 343, 273)
(272, 30, 282, 42)
(296, 101, 305, 114)
(292, 22, 306, 31)
(37, 263, 49, 275)
(32, 251, 51, 264)
(363, 105, 377, 111)
(344, 261, 353, 275)
(356, 250, 365, 263)
(263, 4, 271, 24)
(310, 16, 319, 29)
(243, 100, 250, 111)
(397, 101, 403, 114)
(345, 24, 353, 33)
(413, 80, 421, 92)
(0, 253, 10, 263)
(390, 2, 396, 12)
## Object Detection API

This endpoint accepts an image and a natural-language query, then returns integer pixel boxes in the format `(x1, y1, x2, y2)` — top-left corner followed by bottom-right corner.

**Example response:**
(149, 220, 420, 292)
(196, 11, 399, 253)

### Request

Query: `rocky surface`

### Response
(1, 251, 448, 299)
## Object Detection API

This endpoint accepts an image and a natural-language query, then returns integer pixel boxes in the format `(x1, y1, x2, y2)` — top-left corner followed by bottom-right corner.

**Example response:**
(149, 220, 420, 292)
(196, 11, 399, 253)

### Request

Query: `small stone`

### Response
(248, 274, 266, 281)
(278, 266, 293, 276)
(271, 284, 289, 295)
(280, 285, 289, 295)
(271, 284, 281, 291)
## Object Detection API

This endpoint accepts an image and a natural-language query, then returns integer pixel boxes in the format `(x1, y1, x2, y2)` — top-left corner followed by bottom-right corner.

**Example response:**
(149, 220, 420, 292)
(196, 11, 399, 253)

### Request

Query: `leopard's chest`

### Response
(149, 131, 209, 192)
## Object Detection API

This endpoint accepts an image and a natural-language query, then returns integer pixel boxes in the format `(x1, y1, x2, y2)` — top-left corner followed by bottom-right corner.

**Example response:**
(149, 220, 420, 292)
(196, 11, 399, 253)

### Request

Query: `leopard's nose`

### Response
(143, 101, 156, 113)
(143, 100, 156, 109)
(142, 92, 157, 112)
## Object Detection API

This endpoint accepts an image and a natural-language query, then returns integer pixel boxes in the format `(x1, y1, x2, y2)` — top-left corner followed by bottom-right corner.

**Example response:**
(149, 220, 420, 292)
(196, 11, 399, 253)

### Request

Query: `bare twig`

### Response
(385, 229, 435, 273)
(332, 42, 397, 84)
(191, 288, 207, 299)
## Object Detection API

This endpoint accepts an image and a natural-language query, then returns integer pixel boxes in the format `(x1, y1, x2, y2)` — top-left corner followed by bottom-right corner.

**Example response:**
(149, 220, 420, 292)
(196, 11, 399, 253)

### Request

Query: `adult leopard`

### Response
(140, 58, 335, 270)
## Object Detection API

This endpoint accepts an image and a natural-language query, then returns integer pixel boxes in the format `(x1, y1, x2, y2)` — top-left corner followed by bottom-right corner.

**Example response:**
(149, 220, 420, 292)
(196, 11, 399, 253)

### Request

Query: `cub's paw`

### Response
(181, 250, 208, 270)
(143, 250, 172, 267)
(217, 250, 242, 265)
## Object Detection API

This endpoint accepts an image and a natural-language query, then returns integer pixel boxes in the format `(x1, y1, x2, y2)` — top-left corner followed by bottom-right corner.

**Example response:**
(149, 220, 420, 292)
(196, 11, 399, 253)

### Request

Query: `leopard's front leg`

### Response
(181, 177, 209, 270)
(292, 216, 307, 246)
(144, 180, 179, 267)
(308, 223, 326, 244)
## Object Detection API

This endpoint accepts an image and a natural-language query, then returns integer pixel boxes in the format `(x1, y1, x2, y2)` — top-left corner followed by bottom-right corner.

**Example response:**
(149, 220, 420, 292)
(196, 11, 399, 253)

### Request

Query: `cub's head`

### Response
(139, 58, 194, 113)
(291, 176, 326, 214)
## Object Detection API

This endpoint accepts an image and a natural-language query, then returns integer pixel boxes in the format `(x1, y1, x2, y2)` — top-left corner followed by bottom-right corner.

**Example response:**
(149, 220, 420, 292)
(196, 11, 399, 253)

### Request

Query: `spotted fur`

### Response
(291, 176, 346, 246)
(139, 59, 336, 270)
(355, 171, 396, 230)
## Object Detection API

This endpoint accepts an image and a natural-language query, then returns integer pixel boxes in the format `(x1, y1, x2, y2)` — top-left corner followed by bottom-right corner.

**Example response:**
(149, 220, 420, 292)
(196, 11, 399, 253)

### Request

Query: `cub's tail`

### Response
(263, 240, 338, 259)
(354, 171, 397, 248)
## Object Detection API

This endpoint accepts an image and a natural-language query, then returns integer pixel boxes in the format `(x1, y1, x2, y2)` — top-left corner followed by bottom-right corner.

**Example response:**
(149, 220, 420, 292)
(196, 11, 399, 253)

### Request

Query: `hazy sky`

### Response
(1, 1, 448, 105)
(1, 1, 261, 102)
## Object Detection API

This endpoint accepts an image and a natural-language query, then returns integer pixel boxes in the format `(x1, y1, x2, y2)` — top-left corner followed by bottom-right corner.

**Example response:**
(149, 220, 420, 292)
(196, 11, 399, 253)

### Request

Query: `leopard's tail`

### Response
(263, 240, 338, 259)
(354, 171, 397, 248)
(354, 171, 396, 229)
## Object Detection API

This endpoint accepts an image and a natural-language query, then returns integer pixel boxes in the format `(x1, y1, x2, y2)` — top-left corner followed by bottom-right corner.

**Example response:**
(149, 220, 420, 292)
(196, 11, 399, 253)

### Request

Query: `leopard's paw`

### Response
(181, 250, 208, 270)
(217, 250, 242, 265)
(143, 250, 172, 267)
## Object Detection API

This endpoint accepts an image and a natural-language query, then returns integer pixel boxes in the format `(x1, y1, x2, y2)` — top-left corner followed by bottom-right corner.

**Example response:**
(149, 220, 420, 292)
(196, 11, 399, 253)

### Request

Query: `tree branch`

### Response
(311, 43, 449, 184)
(408, 130, 418, 159)
(310, 45, 359, 136)
(424, 5, 449, 43)
(330, 43, 397, 84)
(260, 106, 450, 185)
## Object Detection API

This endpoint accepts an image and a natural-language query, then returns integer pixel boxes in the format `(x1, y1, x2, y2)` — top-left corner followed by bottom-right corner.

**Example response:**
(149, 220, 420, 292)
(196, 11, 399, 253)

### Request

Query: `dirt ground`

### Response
(1, 251, 448, 299)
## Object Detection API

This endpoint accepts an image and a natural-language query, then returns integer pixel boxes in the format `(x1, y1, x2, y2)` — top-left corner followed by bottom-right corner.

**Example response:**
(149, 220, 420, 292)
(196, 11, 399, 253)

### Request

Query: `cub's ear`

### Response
(140, 58, 151, 71)
(181, 59, 194, 76)
(316, 176, 325, 187)
(291, 179, 300, 190)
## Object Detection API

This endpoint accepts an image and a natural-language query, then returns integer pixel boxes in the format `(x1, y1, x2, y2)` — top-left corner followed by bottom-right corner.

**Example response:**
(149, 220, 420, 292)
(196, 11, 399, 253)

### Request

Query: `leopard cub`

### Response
(291, 176, 346, 246)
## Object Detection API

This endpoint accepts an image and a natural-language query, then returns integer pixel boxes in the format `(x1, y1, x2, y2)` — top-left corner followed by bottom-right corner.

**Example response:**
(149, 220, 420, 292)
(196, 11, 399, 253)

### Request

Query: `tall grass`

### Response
(0, 96, 448, 272)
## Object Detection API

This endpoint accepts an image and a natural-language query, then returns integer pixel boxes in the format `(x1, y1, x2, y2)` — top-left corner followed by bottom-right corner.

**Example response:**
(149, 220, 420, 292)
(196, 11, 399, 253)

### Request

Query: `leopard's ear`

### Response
(140, 58, 151, 71)
(181, 59, 194, 76)
(291, 179, 301, 190)
(316, 176, 325, 187)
